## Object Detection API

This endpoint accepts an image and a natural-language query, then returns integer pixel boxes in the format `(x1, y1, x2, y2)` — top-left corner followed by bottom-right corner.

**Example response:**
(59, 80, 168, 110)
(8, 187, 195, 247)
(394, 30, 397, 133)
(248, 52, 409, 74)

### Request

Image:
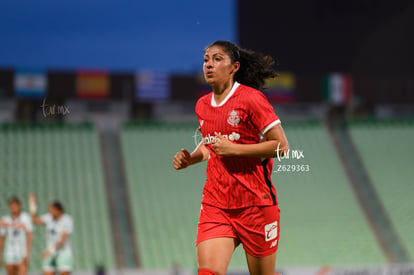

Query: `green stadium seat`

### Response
(266, 121, 386, 267)
(349, 119, 414, 261)
(0, 123, 116, 271)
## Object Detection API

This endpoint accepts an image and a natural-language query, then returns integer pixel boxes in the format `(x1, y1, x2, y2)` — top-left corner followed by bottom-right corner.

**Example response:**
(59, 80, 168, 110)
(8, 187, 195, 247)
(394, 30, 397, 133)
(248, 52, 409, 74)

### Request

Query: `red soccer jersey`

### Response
(195, 82, 281, 209)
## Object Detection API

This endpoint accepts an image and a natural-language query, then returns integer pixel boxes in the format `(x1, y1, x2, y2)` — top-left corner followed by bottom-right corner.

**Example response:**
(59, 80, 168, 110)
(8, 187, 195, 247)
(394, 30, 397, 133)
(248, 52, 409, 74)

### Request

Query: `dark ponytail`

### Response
(205, 40, 278, 90)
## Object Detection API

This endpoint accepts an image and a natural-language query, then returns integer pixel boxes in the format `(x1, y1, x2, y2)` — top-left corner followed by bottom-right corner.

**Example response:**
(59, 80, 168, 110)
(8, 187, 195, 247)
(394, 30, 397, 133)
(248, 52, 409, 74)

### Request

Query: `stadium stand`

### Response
(121, 123, 208, 269)
(0, 123, 116, 271)
(349, 119, 414, 262)
(121, 121, 387, 269)
(275, 121, 386, 267)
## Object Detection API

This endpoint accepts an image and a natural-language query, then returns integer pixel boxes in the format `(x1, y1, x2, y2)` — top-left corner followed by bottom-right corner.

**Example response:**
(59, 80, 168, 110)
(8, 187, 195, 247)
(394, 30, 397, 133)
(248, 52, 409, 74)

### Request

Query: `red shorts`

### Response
(197, 203, 280, 257)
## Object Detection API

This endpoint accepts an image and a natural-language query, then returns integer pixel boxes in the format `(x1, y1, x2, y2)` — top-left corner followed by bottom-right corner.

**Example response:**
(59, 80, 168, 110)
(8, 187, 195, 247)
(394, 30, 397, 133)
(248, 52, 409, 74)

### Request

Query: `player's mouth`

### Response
(205, 71, 214, 78)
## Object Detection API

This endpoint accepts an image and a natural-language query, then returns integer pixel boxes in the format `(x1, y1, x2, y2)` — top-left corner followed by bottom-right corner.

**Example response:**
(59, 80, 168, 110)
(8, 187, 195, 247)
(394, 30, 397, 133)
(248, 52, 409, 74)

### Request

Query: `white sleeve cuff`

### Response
(261, 119, 281, 135)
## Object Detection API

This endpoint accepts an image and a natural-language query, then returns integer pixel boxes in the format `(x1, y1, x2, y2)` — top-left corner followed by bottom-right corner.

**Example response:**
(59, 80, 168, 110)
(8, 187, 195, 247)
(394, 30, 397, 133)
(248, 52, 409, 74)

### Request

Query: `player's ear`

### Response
(231, 61, 240, 74)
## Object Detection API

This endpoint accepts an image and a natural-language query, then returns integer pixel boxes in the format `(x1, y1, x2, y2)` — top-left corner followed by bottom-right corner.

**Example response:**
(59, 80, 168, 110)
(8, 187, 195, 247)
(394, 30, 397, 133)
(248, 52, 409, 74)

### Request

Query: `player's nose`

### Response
(204, 60, 214, 69)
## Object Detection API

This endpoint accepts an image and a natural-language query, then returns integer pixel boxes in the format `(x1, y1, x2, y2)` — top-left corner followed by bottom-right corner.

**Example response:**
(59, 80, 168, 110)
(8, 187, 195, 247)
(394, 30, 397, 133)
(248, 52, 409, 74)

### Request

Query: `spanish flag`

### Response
(76, 70, 109, 99)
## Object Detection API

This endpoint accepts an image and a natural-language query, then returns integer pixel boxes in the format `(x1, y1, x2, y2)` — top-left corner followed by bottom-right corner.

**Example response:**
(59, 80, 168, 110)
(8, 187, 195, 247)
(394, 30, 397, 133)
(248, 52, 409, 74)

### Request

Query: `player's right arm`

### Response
(31, 214, 45, 226)
(29, 194, 45, 225)
(173, 142, 210, 170)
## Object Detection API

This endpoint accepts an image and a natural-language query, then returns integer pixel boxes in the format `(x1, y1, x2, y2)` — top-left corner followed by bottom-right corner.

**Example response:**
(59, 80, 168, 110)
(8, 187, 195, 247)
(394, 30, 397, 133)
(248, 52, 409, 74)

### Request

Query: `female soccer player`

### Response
(30, 195, 73, 275)
(173, 41, 289, 275)
(0, 197, 33, 275)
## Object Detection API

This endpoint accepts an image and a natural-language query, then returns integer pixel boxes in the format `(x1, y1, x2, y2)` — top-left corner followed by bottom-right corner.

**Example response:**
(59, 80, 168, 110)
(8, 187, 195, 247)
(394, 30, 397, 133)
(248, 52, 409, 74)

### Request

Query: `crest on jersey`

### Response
(227, 110, 240, 126)
(229, 132, 240, 141)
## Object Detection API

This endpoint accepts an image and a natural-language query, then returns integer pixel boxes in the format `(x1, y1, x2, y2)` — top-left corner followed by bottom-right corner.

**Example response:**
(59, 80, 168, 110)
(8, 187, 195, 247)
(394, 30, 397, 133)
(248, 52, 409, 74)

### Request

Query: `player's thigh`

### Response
(197, 237, 237, 275)
(56, 251, 73, 272)
(42, 256, 55, 275)
(6, 265, 18, 275)
(245, 251, 277, 275)
(17, 262, 28, 275)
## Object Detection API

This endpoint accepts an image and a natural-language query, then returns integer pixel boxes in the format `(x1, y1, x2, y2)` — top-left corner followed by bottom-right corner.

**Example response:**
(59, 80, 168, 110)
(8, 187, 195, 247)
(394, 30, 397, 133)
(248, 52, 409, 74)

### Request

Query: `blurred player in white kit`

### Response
(30, 194, 73, 275)
(0, 197, 33, 275)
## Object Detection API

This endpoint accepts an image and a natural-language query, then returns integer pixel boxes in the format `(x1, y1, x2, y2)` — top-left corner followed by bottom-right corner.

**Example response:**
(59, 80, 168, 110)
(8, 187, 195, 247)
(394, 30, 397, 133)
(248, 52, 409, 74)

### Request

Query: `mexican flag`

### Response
(322, 73, 353, 105)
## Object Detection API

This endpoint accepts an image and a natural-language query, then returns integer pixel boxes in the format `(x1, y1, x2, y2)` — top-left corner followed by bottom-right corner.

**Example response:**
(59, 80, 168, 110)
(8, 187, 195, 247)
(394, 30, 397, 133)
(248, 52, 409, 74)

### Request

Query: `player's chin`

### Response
(204, 76, 216, 86)
(206, 79, 216, 86)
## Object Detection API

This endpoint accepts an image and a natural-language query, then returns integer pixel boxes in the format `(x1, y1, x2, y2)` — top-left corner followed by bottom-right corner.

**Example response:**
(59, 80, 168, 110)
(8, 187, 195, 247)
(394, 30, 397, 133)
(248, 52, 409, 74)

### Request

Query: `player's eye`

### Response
(215, 57, 221, 61)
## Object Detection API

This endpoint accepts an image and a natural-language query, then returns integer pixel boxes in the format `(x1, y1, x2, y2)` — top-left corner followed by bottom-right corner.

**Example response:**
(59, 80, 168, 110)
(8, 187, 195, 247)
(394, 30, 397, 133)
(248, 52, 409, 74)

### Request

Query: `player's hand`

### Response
(21, 255, 29, 266)
(173, 149, 192, 170)
(0, 256, 2, 267)
(212, 132, 236, 156)
(29, 193, 37, 215)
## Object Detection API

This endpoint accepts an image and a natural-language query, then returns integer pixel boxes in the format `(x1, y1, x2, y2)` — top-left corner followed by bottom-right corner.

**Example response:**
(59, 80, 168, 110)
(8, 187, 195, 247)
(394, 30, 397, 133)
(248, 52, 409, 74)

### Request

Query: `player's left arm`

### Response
(54, 232, 69, 250)
(41, 232, 70, 259)
(0, 233, 5, 268)
(212, 124, 289, 158)
(24, 231, 33, 265)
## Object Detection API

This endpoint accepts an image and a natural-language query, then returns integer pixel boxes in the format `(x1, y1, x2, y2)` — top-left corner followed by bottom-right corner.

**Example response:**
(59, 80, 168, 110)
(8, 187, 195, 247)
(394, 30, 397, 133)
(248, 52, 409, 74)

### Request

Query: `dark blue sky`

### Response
(0, 0, 235, 72)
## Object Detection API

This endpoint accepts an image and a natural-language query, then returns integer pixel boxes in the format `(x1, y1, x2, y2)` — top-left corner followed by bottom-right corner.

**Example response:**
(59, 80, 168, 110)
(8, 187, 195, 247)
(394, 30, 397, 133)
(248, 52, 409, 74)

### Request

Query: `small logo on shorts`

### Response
(270, 240, 278, 248)
(264, 221, 278, 242)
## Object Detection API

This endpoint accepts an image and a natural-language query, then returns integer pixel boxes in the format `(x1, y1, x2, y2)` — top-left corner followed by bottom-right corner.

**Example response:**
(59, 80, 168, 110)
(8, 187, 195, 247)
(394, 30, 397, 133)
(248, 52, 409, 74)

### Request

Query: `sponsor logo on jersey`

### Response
(203, 132, 240, 145)
(264, 221, 278, 242)
(227, 110, 240, 126)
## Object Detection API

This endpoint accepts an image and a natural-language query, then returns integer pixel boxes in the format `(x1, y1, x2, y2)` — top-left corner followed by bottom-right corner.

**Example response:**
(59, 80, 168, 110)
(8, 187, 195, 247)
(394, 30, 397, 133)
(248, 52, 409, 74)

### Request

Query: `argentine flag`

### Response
(14, 69, 47, 98)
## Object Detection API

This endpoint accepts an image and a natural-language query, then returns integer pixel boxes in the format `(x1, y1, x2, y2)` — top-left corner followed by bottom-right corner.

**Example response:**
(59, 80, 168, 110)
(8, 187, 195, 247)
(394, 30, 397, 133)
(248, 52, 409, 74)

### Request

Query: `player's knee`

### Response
(198, 268, 218, 275)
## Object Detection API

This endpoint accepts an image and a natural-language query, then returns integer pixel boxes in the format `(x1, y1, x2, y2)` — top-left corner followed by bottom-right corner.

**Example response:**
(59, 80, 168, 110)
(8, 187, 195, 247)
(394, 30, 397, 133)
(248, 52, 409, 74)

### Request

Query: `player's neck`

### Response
(212, 80, 234, 105)
(11, 212, 20, 220)
(54, 213, 63, 220)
